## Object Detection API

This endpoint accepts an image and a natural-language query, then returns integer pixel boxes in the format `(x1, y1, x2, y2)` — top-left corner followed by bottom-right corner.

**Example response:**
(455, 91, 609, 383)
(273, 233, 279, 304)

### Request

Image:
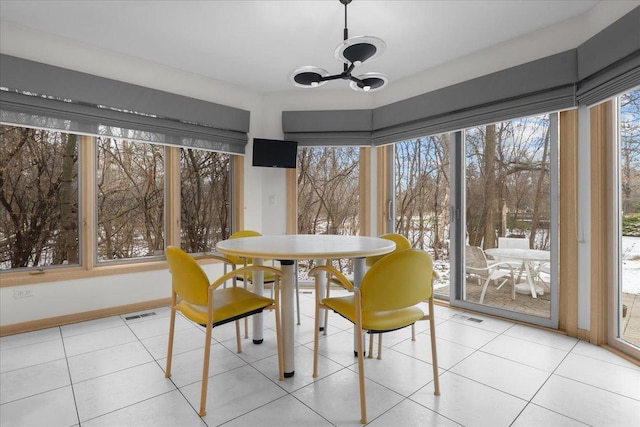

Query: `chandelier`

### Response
(289, 0, 389, 92)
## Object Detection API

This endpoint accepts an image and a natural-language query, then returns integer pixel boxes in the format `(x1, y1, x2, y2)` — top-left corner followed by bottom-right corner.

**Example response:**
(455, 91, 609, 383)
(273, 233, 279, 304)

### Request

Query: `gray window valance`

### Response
(284, 51, 577, 147)
(371, 51, 576, 145)
(282, 109, 372, 146)
(0, 54, 250, 154)
(575, 6, 640, 106)
(283, 6, 640, 146)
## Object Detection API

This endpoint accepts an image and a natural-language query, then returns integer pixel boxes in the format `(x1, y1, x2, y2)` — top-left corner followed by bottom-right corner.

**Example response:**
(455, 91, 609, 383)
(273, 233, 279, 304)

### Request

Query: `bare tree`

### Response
(0, 126, 78, 268)
(96, 138, 164, 260)
(394, 135, 450, 258)
(466, 116, 551, 250)
(180, 149, 230, 253)
(297, 147, 359, 235)
(621, 90, 640, 214)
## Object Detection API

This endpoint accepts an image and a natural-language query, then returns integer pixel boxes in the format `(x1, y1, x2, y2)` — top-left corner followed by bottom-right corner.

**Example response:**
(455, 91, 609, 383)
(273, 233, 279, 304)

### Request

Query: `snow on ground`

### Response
(623, 236, 640, 294)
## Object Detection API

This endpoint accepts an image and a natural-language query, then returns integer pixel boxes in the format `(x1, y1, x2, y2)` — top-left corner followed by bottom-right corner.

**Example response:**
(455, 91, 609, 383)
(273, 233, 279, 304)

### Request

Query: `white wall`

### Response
(0, 264, 227, 326)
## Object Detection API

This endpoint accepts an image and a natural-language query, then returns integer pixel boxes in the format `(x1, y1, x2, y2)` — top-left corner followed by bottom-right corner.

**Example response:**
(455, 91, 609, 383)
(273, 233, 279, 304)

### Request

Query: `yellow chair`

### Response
(365, 233, 412, 357)
(326, 233, 412, 357)
(365, 233, 411, 267)
(164, 246, 284, 417)
(311, 248, 440, 424)
(227, 230, 300, 333)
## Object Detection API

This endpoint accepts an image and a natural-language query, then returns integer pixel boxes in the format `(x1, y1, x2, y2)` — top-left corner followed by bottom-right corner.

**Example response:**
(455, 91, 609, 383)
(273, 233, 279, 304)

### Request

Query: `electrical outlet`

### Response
(13, 289, 34, 299)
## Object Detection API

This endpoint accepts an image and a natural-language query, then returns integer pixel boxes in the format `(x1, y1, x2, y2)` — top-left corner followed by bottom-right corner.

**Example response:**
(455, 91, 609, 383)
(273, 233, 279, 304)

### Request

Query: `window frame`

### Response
(94, 137, 167, 265)
(0, 132, 240, 286)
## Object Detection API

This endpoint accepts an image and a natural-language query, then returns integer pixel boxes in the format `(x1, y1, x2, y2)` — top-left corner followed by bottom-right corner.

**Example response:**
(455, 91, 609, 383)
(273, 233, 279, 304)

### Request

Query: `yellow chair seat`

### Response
(178, 287, 275, 326)
(324, 295, 425, 332)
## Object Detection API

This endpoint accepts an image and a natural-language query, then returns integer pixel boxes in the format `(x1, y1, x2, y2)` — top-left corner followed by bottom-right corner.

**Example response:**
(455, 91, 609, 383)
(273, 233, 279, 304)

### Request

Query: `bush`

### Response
(622, 214, 640, 237)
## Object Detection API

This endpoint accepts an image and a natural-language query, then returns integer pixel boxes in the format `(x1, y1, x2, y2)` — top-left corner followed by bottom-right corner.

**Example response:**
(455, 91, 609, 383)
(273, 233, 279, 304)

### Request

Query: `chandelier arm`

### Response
(344, 62, 355, 75)
(349, 76, 366, 87)
(319, 74, 345, 82)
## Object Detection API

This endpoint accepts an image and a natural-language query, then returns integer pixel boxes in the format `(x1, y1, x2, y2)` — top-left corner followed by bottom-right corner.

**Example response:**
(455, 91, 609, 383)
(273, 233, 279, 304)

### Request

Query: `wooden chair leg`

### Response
(235, 320, 242, 353)
(313, 277, 322, 378)
(368, 332, 374, 358)
(377, 333, 383, 360)
(295, 261, 301, 326)
(199, 322, 214, 416)
(165, 304, 177, 378)
(355, 314, 367, 424)
(323, 273, 330, 335)
(274, 280, 284, 381)
(428, 297, 440, 396)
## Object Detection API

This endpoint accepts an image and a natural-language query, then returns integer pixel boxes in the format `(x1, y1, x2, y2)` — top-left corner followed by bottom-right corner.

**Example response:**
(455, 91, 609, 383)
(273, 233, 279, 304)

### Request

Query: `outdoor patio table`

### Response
(484, 248, 550, 299)
(216, 234, 395, 377)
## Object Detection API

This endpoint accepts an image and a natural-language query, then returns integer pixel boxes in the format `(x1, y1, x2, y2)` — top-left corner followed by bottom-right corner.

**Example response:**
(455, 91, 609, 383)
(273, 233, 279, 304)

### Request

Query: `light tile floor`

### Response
(1, 291, 640, 427)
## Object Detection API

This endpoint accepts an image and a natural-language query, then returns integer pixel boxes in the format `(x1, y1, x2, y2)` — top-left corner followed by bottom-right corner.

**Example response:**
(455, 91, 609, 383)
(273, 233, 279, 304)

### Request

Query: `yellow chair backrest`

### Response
(166, 246, 211, 307)
(226, 230, 262, 265)
(365, 233, 412, 267)
(360, 248, 433, 312)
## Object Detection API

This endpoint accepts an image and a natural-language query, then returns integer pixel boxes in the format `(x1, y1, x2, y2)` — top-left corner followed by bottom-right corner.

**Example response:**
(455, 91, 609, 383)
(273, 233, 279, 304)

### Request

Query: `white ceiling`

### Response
(0, 0, 628, 94)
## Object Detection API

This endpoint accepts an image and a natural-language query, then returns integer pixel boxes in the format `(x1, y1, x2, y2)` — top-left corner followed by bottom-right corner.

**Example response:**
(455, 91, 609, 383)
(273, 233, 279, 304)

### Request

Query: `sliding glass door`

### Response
(452, 113, 559, 328)
(388, 113, 558, 327)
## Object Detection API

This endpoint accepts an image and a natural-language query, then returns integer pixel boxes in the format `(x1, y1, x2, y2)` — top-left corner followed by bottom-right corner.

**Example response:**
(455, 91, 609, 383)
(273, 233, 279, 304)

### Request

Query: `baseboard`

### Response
(577, 328, 591, 342)
(0, 298, 171, 337)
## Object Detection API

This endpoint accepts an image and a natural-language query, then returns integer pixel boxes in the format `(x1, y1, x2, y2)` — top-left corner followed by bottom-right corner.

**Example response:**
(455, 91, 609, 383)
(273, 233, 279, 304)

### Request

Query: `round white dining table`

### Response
(216, 234, 395, 377)
(484, 248, 550, 298)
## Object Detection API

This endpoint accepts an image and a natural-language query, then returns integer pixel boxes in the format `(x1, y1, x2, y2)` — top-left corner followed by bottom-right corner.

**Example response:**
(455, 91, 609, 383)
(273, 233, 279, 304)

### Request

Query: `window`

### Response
(297, 146, 360, 278)
(394, 135, 451, 295)
(96, 138, 165, 262)
(465, 116, 552, 251)
(180, 148, 231, 252)
(1, 125, 235, 274)
(297, 146, 360, 235)
(0, 125, 79, 270)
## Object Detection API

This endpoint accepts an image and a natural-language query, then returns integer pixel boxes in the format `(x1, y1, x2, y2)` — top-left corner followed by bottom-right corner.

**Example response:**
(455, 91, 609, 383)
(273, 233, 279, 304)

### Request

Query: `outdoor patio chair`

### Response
(465, 245, 516, 304)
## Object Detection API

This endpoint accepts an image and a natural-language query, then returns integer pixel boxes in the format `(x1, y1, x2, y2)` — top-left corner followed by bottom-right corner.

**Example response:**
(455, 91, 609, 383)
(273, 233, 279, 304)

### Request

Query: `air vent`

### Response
(125, 311, 156, 321)
(453, 314, 484, 323)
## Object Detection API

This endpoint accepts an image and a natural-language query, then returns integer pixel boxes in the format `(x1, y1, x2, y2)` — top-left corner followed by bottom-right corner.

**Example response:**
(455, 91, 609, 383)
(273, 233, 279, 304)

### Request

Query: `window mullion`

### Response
(82, 135, 96, 270)
(166, 146, 181, 248)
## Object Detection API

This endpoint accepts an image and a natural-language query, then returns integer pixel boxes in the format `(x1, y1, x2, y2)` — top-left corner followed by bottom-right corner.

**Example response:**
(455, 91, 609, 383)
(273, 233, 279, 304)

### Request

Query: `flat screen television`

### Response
(252, 138, 298, 169)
